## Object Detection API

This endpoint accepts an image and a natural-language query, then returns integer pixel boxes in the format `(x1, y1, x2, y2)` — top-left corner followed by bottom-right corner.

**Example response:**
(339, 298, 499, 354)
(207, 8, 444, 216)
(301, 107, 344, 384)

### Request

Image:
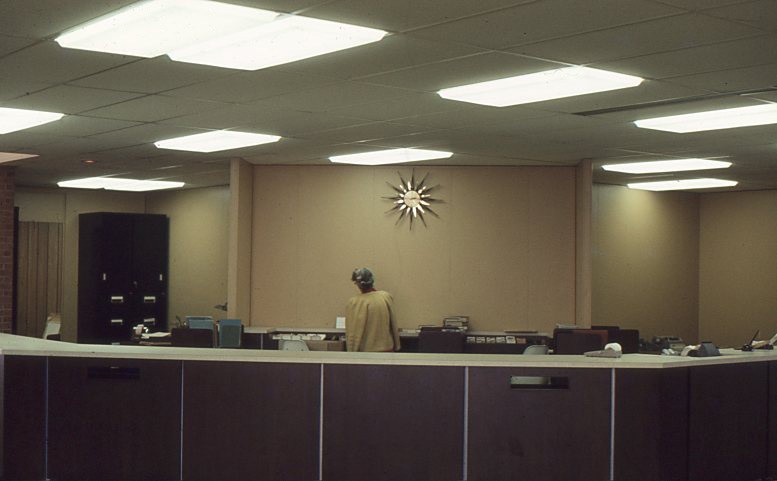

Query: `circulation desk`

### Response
(1, 333, 775, 481)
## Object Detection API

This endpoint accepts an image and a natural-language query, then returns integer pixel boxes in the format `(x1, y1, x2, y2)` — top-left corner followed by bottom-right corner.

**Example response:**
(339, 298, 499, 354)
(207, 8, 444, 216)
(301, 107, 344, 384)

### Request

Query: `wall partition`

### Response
(244, 165, 579, 333)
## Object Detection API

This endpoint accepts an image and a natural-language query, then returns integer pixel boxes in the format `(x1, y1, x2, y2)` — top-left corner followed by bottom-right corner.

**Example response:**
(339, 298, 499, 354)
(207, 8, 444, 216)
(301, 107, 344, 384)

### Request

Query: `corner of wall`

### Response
(227, 159, 253, 324)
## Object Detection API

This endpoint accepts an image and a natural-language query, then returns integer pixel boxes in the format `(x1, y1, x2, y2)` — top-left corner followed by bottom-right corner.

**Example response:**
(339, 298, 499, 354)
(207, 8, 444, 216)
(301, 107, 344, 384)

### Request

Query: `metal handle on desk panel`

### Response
(87, 366, 140, 380)
(510, 376, 569, 390)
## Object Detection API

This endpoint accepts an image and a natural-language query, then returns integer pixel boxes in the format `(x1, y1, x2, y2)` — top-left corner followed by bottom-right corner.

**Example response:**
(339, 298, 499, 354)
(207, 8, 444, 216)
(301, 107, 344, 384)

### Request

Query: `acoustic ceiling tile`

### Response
(598, 35, 777, 80)
(300, 0, 537, 32)
(512, 14, 761, 65)
(71, 56, 232, 94)
(705, 0, 777, 32)
(0, 78, 54, 102)
(666, 63, 777, 93)
(326, 92, 459, 122)
(165, 70, 336, 103)
(410, 0, 684, 49)
(296, 121, 432, 143)
(3, 85, 144, 114)
(274, 33, 485, 81)
(0, 41, 135, 84)
(359, 51, 558, 92)
(24, 115, 141, 137)
(0, 1, 135, 38)
(0, 34, 36, 57)
(256, 80, 412, 113)
(83, 95, 227, 123)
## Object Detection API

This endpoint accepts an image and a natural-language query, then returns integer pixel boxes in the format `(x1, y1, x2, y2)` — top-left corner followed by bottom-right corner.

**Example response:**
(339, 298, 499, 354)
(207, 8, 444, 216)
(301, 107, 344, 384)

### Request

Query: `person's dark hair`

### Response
(351, 268, 374, 291)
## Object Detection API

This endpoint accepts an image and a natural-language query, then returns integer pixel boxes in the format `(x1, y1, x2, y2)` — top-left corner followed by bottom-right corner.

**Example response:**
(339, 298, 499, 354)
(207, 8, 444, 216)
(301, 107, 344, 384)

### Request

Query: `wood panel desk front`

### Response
(1, 334, 775, 481)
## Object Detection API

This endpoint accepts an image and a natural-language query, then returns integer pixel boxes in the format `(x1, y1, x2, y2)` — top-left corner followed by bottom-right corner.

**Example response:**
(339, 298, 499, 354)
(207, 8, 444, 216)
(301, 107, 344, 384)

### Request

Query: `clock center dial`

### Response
(403, 190, 421, 208)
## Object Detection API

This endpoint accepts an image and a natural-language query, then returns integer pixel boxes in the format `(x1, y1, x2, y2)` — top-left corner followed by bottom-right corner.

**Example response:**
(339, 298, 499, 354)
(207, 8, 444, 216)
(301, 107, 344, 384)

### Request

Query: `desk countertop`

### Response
(2, 333, 776, 369)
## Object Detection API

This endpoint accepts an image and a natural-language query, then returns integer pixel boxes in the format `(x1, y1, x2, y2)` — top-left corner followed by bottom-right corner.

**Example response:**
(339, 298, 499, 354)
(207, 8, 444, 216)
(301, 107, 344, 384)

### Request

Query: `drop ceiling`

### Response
(1, 0, 776, 191)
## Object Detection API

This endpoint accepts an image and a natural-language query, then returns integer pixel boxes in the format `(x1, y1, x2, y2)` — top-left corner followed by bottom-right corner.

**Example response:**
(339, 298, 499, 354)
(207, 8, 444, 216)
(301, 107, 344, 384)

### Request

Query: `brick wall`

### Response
(0, 166, 15, 333)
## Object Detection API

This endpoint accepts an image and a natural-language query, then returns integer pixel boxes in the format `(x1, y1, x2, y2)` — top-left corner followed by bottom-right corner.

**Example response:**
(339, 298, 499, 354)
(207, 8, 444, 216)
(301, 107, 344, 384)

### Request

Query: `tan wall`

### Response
(146, 186, 230, 324)
(592, 184, 699, 343)
(16, 186, 229, 342)
(250, 165, 577, 333)
(699, 190, 777, 347)
(14, 189, 66, 223)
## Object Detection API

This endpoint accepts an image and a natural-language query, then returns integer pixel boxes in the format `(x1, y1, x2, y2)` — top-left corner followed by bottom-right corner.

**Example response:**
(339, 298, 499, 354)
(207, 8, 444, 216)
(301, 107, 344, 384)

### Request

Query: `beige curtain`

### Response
(16, 222, 63, 338)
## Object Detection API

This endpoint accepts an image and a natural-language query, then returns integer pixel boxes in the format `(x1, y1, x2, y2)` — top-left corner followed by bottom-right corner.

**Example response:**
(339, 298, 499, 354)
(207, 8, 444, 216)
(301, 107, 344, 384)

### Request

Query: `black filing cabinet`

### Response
(78, 212, 169, 344)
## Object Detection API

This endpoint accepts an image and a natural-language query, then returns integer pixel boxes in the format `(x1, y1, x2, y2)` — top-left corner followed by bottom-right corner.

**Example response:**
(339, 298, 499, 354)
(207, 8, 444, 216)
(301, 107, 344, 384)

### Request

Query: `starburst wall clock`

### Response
(384, 170, 442, 229)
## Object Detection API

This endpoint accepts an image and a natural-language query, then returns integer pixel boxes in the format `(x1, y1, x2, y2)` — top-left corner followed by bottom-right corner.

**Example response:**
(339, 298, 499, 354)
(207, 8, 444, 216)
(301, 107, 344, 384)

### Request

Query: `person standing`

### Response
(345, 268, 400, 352)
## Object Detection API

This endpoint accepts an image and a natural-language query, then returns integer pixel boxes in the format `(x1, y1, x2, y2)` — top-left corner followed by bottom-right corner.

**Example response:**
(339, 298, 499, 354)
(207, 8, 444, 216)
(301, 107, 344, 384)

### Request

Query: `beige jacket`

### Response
(345, 290, 400, 352)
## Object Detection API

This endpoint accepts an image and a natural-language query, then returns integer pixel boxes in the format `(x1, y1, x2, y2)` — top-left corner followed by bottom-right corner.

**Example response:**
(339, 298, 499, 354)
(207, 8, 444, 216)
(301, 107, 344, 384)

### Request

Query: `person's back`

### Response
(345, 268, 400, 352)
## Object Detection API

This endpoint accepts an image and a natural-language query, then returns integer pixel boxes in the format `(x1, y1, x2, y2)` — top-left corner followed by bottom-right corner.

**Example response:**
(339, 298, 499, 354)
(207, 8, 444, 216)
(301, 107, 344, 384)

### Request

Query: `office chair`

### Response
(418, 328, 465, 353)
(183, 316, 216, 347)
(171, 327, 215, 348)
(523, 344, 549, 355)
(608, 328, 640, 354)
(553, 330, 606, 355)
(279, 339, 309, 351)
(42, 313, 61, 341)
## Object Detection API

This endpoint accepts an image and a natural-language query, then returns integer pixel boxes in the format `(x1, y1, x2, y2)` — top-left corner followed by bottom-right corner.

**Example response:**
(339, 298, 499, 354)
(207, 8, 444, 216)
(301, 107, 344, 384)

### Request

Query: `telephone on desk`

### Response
(740, 330, 777, 351)
(653, 336, 686, 354)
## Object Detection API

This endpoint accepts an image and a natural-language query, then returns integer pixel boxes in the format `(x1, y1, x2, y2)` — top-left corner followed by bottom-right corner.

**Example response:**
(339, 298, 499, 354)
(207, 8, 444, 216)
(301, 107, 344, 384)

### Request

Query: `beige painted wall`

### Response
(699, 190, 777, 347)
(146, 186, 230, 324)
(250, 165, 577, 333)
(15, 186, 229, 342)
(592, 184, 699, 343)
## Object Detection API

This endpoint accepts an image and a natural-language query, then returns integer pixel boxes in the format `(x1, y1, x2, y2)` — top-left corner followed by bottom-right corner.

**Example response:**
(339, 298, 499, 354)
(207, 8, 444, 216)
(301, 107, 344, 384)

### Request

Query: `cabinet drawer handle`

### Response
(510, 376, 569, 389)
(87, 366, 140, 380)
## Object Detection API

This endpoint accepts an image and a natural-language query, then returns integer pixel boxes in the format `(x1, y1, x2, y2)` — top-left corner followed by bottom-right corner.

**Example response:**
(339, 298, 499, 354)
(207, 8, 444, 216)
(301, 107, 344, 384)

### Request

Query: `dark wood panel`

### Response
(323, 364, 465, 481)
(688, 362, 768, 481)
(2, 355, 46, 481)
(614, 367, 688, 481)
(769, 361, 777, 478)
(182, 361, 320, 481)
(47, 357, 181, 481)
(468, 367, 610, 481)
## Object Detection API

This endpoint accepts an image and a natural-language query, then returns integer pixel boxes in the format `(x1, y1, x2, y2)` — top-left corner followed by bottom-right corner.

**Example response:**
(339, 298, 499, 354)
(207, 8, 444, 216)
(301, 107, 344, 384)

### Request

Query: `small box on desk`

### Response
(305, 340, 346, 351)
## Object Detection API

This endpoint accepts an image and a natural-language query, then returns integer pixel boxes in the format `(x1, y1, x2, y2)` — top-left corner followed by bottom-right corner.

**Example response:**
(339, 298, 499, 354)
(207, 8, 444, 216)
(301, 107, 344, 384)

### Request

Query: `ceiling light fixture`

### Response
(55, 0, 385, 70)
(634, 104, 777, 133)
(0, 152, 39, 164)
(603, 158, 732, 174)
(54, 0, 277, 58)
(627, 178, 738, 191)
(0, 107, 64, 134)
(169, 14, 387, 70)
(437, 66, 643, 107)
(57, 177, 184, 191)
(154, 130, 281, 152)
(329, 148, 453, 165)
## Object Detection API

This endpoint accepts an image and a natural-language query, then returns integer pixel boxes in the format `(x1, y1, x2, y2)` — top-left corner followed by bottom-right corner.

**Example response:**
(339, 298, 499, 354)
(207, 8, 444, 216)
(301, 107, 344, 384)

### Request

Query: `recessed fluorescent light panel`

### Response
(603, 158, 732, 174)
(55, 0, 386, 70)
(329, 148, 453, 166)
(154, 130, 281, 152)
(635, 104, 777, 133)
(0, 152, 38, 164)
(169, 15, 387, 70)
(437, 67, 643, 107)
(58, 177, 184, 192)
(627, 178, 738, 191)
(55, 0, 277, 57)
(0, 107, 64, 134)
